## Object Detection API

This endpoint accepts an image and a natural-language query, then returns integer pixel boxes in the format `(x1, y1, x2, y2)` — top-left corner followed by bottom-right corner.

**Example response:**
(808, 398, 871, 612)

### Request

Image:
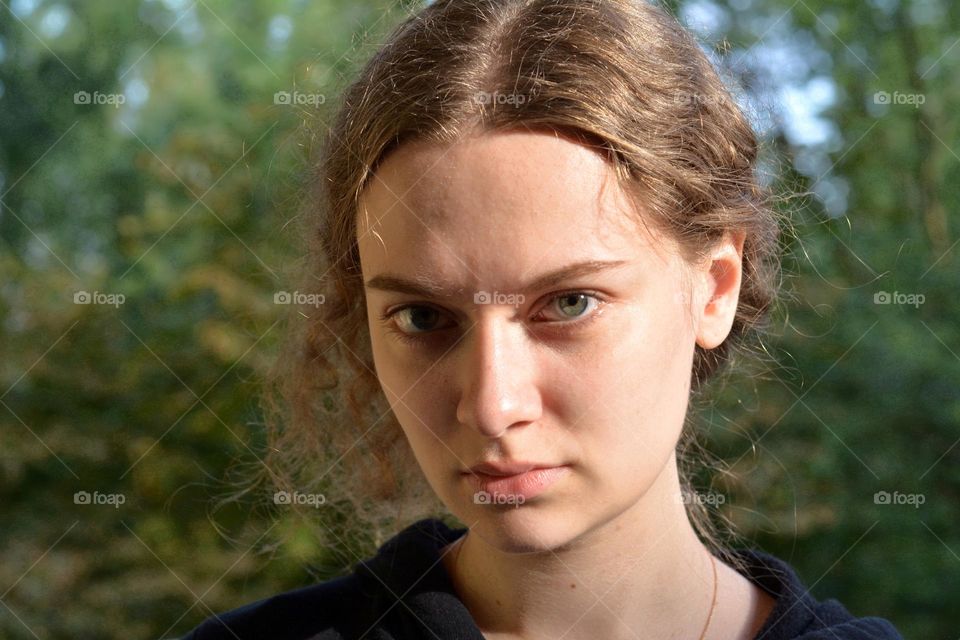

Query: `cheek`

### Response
(383, 374, 463, 505)
(368, 315, 424, 404)
(389, 382, 451, 447)
(369, 336, 454, 462)
(573, 305, 695, 477)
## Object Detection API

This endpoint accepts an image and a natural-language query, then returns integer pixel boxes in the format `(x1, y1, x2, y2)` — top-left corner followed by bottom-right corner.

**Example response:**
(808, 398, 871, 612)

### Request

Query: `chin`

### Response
(461, 500, 584, 555)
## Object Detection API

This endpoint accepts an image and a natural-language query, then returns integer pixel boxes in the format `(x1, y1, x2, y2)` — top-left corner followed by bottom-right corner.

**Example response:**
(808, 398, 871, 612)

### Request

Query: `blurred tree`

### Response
(0, 1, 414, 638)
(680, 1, 959, 636)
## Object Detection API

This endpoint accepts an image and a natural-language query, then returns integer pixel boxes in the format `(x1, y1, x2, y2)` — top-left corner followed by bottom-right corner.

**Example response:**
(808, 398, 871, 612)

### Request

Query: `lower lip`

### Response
(465, 466, 571, 502)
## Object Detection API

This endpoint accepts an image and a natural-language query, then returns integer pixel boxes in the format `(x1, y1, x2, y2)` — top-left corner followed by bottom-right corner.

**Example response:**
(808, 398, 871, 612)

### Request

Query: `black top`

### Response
(181, 518, 904, 640)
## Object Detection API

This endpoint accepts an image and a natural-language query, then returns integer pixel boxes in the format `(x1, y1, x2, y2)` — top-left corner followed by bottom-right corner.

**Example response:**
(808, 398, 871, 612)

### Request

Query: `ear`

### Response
(694, 230, 746, 350)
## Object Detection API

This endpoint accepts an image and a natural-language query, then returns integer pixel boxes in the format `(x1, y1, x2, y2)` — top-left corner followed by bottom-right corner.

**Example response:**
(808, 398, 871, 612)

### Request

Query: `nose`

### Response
(455, 315, 543, 438)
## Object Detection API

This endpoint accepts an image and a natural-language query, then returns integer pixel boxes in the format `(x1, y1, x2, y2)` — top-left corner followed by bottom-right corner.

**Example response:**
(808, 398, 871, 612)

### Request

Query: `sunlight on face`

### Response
(357, 129, 705, 552)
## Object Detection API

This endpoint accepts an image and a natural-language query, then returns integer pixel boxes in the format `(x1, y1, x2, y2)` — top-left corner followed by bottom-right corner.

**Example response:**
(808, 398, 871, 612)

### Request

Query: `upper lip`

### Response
(465, 460, 564, 476)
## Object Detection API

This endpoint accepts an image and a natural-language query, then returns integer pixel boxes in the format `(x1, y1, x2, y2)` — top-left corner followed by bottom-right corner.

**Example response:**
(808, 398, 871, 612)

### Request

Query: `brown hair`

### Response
(264, 0, 782, 571)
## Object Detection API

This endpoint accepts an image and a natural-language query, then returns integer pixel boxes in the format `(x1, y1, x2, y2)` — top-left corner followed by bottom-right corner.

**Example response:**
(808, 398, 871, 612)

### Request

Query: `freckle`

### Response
(570, 583, 576, 589)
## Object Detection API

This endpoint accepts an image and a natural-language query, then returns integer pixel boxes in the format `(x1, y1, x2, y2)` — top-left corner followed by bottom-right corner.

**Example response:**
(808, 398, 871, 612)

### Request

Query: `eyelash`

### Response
(379, 290, 606, 346)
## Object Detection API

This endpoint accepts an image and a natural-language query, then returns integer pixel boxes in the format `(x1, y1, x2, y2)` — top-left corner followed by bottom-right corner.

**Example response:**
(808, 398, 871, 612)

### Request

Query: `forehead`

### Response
(355, 130, 676, 283)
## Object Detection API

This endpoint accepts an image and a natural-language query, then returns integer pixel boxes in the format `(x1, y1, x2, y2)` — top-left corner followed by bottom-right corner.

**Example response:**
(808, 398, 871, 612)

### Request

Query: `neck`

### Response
(445, 454, 719, 640)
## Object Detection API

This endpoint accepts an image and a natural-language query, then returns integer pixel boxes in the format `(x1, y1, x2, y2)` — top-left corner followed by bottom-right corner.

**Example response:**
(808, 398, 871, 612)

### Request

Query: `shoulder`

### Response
(180, 573, 371, 640)
(179, 517, 469, 640)
(730, 548, 905, 640)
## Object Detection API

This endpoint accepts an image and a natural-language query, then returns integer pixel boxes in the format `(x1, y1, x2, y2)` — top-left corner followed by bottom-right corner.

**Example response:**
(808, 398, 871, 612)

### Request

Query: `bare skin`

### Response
(439, 457, 777, 640)
(357, 129, 777, 640)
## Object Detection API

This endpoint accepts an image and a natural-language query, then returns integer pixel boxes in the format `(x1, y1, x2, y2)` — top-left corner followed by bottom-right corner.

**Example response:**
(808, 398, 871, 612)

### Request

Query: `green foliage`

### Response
(697, 0, 960, 635)
(0, 1, 410, 638)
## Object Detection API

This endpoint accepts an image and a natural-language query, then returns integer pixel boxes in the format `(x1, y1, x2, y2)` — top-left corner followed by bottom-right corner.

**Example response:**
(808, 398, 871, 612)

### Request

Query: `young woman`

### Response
(184, 0, 903, 638)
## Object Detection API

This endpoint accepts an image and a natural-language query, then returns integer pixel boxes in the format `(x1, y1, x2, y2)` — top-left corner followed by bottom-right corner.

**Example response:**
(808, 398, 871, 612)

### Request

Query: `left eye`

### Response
(537, 293, 601, 321)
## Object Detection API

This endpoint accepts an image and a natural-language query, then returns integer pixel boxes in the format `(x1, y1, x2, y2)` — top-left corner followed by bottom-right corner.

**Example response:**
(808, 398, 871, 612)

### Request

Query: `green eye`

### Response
(542, 293, 600, 321)
(555, 293, 591, 318)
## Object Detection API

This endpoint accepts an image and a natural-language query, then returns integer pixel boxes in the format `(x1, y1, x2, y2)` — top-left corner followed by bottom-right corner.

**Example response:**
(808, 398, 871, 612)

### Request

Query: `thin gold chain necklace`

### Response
(450, 535, 719, 639)
(699, 553, 718, 640)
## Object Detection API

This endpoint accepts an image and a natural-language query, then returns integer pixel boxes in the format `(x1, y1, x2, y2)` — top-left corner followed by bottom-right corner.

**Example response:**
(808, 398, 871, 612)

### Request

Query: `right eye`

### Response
(380, 305, 456, 344)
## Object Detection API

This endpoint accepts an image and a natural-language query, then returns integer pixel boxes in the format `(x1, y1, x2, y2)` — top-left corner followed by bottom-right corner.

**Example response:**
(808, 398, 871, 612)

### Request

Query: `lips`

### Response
(463, 464, 571, 502)
(467, 460, 547, 476)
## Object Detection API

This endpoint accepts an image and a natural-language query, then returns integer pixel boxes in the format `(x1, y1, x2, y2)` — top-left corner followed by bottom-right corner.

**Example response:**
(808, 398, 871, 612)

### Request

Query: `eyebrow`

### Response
(364, 259, 629, 299)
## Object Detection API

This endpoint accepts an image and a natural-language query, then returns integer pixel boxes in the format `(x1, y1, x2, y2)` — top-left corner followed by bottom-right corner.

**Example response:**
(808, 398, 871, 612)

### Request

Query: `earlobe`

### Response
(694, 231, 745, 350)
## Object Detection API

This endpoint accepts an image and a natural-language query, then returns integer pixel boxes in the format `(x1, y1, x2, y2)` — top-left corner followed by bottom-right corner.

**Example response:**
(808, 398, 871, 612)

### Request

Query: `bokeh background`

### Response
(1, 0, 957, 637)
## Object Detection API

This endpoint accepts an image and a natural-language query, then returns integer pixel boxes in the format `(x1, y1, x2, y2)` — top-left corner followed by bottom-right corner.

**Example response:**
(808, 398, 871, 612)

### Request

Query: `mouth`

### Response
(463, 465, 571, 502)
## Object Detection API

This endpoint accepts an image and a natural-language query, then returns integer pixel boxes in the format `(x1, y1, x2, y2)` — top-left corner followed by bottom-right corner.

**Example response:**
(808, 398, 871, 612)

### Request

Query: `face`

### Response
(356, 129, 742, 553)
